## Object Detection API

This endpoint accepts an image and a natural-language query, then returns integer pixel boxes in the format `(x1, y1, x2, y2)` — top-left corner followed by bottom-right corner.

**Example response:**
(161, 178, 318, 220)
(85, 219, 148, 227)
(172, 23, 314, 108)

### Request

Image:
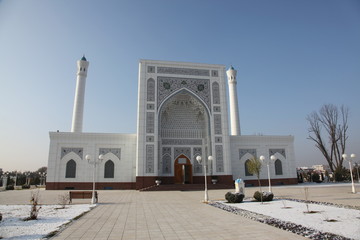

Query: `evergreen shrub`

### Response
(225, 192, 244, 203)
(253, 191, 274, 202)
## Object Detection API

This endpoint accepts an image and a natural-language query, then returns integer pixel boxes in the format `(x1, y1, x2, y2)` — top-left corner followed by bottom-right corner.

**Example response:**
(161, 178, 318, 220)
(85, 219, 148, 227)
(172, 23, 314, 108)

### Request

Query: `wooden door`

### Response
(174, 155, 192, 184)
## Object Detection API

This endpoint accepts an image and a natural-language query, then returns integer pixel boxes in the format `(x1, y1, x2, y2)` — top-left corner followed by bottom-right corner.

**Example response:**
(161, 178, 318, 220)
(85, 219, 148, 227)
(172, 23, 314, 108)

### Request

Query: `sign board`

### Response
(178, 158, 187, 164)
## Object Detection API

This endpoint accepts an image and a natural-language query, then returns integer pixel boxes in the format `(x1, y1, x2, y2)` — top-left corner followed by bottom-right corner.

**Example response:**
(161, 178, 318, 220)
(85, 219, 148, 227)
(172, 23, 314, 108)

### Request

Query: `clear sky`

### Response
(0, 0, 359, 171)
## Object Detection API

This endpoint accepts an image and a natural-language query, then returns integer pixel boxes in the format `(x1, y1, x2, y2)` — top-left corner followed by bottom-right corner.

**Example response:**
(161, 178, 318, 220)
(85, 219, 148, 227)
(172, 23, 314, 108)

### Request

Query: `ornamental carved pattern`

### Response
(147, 104, 155, 110)
(161, 147, 172, 174)
(215, 145, 224, 172)
(162, 154, 171, 174)
(269, 149, 286, 159)
(157, 76, 211, 110)
(193, 147, 202, 173)
(212, 82, 220, 104)
(214, 114, 222, 134)
(146, 145, 154, 173)
(213, 106, 221, 112)
(162, 147, 171, 156)
(99, 148, 121, 160)
(211, 70, 218, 77)
(162, 139, 202, 145)
(146, 136, 154, 142)
(147, 66, 155, 73)
(61, 147, 83, 160)
(174, 147, 191, 159)
(147, 78, 155, 102)
(157, 67, 209, 76)
(146, 112, 155, 133)
(239, 149, 257, 160)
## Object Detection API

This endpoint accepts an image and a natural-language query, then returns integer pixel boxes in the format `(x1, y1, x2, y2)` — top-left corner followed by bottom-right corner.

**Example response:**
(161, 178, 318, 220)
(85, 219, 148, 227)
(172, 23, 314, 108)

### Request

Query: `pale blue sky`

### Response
(0, 0, 359, 171)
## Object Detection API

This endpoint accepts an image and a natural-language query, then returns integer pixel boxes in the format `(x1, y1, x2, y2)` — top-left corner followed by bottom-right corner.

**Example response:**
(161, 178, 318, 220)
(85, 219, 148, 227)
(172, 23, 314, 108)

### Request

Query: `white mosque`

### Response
(46, 57, 297, 190)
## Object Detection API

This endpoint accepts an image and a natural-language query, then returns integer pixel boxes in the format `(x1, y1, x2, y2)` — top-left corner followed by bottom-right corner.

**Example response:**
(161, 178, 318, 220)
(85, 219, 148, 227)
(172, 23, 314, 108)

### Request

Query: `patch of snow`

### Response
(220, 199, 360, 240)
(0, 204, 94, 239)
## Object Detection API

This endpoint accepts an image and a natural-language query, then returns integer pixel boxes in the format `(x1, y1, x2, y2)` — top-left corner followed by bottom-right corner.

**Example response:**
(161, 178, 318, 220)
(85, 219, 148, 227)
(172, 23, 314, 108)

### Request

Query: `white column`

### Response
(71, 56, 89, 132)
(226, 66, 241, 136)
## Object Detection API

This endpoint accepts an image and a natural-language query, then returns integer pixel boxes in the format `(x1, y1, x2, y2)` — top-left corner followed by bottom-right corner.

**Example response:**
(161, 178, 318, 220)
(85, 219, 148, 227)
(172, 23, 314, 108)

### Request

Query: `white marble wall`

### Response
(136, 60, 233, 177)
(47, 132, 137, 183)
(230, 135, 297, 180)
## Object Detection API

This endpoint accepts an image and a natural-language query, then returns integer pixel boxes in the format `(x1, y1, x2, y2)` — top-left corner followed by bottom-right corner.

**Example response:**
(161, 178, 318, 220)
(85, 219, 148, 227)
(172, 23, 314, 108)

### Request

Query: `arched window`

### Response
(65, 160, 76, 178)
(104, 160, 114, 178)
(275, 159, 283, 175)
(245, 159, 253, 176)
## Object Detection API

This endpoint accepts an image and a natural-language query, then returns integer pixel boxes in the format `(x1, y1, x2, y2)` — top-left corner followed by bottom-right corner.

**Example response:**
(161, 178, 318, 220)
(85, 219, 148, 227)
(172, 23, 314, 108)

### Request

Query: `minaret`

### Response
(226, 66, 241, 136)
(71, 55, 89, 132)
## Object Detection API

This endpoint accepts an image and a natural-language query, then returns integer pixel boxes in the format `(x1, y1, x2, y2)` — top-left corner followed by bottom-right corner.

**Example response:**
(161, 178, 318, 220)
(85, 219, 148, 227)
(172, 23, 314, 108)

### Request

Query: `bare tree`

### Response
(306, 104, 349, 174)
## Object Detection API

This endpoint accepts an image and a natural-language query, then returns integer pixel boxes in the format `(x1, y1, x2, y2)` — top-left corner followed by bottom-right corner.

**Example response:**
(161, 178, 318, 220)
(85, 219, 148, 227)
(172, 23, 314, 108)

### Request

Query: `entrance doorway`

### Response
(174, 155, 192, 184)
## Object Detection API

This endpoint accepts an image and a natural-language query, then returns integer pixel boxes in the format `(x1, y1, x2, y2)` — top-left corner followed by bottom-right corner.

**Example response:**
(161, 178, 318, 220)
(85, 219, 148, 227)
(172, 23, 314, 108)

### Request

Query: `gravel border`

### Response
(279, 198, 360, 211)
(209, 200, 353, 240)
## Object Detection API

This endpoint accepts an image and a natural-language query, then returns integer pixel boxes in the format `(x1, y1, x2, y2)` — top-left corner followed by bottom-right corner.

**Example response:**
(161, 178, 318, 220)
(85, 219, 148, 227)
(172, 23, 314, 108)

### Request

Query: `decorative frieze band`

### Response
(157, 76, 211, 110)
(61, 147, 83, 160)
(174, 147, 191, 159)
(99, 148, 121, 160)
(162, 139, 202, 145)
(157, 67, 210, 76)
(269, 149, 286, 158)
(239, 149, 257, 160)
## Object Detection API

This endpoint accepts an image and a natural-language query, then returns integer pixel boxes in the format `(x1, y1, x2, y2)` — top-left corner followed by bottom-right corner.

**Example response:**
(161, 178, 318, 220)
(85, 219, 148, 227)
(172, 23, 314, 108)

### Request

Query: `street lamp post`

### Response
(85, 154, 104, 204)
(196, 155, 212, 202)
(342, 153, 356, 193)
(25, 172, 30, 185)
(39, 172, 46, 186)
(260, 155, 276, 192)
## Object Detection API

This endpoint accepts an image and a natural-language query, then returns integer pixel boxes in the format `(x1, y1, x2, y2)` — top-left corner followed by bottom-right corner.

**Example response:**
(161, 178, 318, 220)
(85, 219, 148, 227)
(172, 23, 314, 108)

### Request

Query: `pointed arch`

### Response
(275, 159, 283, 175)
(104, 160, 115, 178)
(158, 89, 211, 140)
(158, 88, 211, 116)
(65, 160, 76, 178)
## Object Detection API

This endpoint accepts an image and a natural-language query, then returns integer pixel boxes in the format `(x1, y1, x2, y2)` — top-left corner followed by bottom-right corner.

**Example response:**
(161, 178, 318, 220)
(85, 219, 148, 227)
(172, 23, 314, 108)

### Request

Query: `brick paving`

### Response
(0, 182, 359, 239)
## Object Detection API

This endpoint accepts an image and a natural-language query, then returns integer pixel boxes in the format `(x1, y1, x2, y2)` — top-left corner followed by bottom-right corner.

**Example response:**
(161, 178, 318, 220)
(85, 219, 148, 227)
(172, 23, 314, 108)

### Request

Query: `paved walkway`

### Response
(0, 183, 359, 240)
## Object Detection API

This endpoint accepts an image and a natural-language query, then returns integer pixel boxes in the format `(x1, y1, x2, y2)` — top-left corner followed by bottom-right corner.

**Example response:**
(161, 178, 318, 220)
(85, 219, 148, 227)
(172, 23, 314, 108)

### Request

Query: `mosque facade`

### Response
(46, 57, 297, 190)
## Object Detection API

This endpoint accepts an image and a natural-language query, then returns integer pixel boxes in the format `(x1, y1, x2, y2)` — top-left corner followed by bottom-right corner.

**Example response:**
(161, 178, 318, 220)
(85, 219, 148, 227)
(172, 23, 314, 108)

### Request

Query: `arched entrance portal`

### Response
(174, 154, 192, 184)
(158, 89, 212, 184)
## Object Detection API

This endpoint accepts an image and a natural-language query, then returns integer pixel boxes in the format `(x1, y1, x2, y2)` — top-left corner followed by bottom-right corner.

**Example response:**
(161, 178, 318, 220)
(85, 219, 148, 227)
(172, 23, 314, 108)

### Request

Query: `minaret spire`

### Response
(226, 66, 241, 136)
(71, 56, 89, 132)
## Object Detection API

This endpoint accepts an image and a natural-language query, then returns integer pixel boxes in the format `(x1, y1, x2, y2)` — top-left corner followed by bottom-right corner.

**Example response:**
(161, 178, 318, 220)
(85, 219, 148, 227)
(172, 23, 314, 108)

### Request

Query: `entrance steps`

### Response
(139, 183, 232, 192)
